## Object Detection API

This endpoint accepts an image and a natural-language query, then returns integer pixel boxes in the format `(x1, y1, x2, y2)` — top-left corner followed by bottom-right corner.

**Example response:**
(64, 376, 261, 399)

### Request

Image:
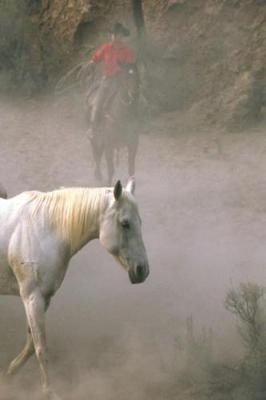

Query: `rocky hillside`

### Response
(1, 0, 266, 130)
(143, 0, 266, 130)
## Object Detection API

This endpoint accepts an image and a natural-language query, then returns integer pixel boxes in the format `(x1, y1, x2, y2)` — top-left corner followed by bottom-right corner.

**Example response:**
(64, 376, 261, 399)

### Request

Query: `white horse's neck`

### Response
(65, 188, 109, 255)
(30, 187, 110, 256)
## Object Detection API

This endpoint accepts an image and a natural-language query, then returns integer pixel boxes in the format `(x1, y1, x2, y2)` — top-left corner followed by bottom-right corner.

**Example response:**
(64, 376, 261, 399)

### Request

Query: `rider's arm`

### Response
(91, 43, 108, 64)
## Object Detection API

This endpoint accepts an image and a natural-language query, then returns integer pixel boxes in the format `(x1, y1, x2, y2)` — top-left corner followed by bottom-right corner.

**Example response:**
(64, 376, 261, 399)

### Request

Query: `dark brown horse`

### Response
(86, 64, 140, 185)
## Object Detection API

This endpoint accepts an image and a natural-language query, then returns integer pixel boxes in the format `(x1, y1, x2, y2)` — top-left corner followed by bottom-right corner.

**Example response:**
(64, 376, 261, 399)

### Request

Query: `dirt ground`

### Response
(1, 95, 266, 399)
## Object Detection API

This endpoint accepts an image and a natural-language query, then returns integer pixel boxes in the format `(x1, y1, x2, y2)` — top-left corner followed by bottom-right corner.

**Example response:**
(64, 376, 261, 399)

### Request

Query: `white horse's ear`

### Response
(114, 180, 122, 200)
(126, 177, 135, 194)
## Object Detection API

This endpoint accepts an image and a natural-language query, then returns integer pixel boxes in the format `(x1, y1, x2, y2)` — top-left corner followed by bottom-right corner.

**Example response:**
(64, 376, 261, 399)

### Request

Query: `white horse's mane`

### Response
(28, 187, 109, 253)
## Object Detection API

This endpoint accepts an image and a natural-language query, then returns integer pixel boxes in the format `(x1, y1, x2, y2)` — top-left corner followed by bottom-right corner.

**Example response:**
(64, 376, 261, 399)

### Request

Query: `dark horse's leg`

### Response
(128, 133, 139, 176)
(89, 79, 114, 182)
(90, 135, 104, 181)
(105, 144, 115, 186)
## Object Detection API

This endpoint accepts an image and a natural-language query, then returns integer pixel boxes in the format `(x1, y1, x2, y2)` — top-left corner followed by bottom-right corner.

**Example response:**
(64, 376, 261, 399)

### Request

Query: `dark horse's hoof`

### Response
(94, 167, 103, 182)
(0, 184, 7, 199)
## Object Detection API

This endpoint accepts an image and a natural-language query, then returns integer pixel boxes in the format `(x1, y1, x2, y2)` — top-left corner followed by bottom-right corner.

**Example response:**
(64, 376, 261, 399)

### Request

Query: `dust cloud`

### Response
(0, 94, 266, 399)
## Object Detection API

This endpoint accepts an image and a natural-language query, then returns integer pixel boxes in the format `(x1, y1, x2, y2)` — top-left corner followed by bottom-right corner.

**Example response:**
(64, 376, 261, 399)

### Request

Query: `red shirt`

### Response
(91, 41, 135, 78)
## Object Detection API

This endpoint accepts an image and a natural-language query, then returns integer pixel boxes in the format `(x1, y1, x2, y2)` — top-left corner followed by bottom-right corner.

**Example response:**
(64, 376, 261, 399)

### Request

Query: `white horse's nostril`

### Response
(128, 265, 146, 284)
(136, 265, 145, 280)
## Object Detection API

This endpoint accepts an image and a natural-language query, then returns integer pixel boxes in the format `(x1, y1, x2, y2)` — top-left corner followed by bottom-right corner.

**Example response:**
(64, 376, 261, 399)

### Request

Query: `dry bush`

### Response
(175, 284, 266, 400)
(225, 283, 266, 354)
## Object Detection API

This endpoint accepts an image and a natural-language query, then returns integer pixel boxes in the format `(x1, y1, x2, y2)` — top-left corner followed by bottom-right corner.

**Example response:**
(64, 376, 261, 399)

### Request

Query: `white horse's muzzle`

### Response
(128, 263, 149, 284)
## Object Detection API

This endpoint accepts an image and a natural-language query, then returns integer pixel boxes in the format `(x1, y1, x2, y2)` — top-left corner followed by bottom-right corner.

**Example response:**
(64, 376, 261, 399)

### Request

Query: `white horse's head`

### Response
(99, 178, 149, 284)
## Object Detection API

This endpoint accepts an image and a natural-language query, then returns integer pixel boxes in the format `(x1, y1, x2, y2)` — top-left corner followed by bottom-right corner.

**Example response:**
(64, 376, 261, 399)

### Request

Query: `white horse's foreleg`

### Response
(6, 297, 51, 377)
(21, 289, 60, 399)
(6, 326, 34, 377)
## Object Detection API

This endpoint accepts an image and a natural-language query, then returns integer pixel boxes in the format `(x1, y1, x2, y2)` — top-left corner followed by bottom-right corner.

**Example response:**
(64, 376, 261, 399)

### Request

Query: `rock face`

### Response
(0, 0, 133, 90)
(142, 0, 266, 129)
(1, 0, 266, 130)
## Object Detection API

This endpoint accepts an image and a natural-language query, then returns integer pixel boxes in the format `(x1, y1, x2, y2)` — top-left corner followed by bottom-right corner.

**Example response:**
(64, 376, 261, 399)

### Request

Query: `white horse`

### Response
(0, 178, 149, 399)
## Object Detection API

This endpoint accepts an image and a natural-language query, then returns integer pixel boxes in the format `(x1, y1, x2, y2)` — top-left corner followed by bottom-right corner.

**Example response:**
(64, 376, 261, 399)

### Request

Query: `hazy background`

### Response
(0, 95, 266, 399)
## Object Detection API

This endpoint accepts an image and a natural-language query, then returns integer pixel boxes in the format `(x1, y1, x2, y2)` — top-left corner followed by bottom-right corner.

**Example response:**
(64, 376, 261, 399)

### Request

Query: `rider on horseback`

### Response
(87, 22, 135, 141)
